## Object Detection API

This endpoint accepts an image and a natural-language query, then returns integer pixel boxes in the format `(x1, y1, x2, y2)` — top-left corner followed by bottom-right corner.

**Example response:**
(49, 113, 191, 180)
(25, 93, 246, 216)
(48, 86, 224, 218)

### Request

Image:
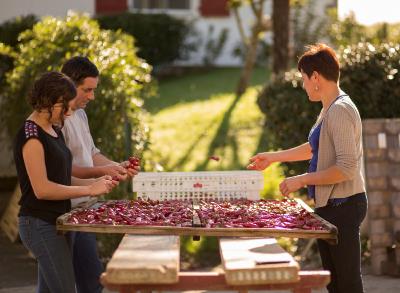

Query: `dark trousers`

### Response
(315, 193, 367, 293)
(71, 232, 104, 293)
(19, 216, 76, 293)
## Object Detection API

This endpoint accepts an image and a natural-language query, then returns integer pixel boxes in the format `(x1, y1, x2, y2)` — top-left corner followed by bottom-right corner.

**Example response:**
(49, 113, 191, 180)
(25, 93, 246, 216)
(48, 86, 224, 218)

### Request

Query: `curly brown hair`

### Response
(28, 71, 76, 122)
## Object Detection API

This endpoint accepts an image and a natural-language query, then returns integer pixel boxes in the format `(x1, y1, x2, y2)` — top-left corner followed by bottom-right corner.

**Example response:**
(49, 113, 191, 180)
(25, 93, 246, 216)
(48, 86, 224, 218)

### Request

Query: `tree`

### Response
(229, 0, 270, 96)
(272, 0, 289, 75)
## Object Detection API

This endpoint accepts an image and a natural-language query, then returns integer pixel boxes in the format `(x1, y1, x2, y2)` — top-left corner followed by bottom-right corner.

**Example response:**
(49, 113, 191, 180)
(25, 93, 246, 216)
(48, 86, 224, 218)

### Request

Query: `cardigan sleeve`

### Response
(326, 104, 358, 179)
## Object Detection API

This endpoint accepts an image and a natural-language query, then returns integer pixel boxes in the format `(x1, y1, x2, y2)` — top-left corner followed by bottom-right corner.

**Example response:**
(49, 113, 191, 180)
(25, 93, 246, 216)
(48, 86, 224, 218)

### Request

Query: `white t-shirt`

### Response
(62, 109, 100, 207)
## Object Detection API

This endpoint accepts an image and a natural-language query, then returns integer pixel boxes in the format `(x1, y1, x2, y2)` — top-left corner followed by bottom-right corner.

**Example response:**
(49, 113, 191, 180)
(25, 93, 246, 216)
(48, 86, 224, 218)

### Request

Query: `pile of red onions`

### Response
(66, 198, 325, 231)
(67, 199, 193, 227)
(197, 199, 325, 230)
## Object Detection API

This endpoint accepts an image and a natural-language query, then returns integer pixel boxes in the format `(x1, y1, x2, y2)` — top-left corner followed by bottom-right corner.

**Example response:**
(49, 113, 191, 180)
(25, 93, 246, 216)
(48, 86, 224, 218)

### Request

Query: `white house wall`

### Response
(0, 0, 95, 24)
(139, 0, 335, 66)
(183, 2, 272, 66)
(143, 0, 272, 66)
(0, 0, 335, 66)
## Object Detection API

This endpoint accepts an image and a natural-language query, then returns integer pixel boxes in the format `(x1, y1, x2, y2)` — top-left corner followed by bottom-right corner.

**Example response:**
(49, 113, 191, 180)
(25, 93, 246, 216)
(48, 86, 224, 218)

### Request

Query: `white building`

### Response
(0, 0, 337, 66)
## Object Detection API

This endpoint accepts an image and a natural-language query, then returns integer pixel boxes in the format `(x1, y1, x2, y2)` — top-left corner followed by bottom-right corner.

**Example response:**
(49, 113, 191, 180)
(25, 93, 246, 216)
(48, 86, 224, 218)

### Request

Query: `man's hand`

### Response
(120, 161, 140, 177)
(279, 175, 306, 197)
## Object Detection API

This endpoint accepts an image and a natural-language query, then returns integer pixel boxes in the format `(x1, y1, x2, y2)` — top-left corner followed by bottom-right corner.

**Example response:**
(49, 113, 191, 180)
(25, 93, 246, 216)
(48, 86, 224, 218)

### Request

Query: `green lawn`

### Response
(145, 67, 285, 198)
(141, 67, 293, 268)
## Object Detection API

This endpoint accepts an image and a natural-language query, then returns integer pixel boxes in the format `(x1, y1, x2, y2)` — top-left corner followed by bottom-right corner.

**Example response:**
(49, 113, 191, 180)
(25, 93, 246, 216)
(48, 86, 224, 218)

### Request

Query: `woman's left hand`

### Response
(279, 175, 305, 197)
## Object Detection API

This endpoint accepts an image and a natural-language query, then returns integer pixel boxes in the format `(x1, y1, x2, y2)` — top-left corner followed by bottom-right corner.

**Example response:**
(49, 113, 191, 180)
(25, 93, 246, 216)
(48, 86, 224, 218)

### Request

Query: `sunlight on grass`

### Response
(148, 67, 285, 188)
(149, 93, 231, 171)
(261, 163, 286, 199)
(150, 87, 269, 171)
(146, 67, 288, 262)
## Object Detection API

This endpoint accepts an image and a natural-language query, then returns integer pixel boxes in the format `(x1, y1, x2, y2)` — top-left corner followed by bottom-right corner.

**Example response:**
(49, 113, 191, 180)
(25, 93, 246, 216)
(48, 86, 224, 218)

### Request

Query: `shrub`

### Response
(0, 15, 38, 87)
(0, 12, 153, 167)
(202, 25, 228, 66)
(0, 14, 38, 47)
(340, 42, 400, 118)
(257, 42, 400, 174)
(328, 10, 400, 47)
(97, 13, 193, 67)
(291, 0, 329, 63)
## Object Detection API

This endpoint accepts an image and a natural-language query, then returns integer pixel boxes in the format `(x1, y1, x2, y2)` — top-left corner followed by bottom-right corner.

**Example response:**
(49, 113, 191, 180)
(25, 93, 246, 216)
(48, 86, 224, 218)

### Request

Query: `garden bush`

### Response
(0, 14, 38, 47)
(0, 15, 38, 86)
(257, 42, 400, 175)
(97, 13, 193, 67)
(0, 12, 153, 167)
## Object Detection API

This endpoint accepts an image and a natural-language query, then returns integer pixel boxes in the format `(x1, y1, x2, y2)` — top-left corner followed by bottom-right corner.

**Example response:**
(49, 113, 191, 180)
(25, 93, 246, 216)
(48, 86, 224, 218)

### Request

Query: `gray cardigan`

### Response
(314, 95, 366, 208)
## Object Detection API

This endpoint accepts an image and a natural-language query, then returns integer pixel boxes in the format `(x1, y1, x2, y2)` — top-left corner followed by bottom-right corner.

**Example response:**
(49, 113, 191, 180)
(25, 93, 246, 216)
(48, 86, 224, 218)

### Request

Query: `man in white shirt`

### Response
(61, 57, 138, 293)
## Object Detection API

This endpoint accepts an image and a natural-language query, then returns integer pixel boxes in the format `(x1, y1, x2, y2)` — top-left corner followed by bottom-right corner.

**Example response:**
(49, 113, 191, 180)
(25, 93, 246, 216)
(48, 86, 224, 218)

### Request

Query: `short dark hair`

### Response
(28, 71, 76, 111)
(297, 43, 340, 82)
(61, 56, 99, 85)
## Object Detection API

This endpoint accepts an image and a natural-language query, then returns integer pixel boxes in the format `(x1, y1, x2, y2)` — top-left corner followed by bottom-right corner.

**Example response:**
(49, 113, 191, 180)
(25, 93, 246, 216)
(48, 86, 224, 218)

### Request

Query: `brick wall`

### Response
(363, 118, 400, 275)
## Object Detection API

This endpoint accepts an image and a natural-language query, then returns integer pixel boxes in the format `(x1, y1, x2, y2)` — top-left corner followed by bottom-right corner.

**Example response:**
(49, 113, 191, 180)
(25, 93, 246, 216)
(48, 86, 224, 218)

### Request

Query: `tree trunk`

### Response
(234, 0, 267, 97)
(236, 27, 261, 97)
(272, 0, 289, 75)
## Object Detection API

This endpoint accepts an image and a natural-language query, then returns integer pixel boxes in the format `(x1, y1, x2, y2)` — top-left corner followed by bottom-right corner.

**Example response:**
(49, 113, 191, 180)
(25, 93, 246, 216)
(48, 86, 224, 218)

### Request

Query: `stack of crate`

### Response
(363, 118, 400, 275)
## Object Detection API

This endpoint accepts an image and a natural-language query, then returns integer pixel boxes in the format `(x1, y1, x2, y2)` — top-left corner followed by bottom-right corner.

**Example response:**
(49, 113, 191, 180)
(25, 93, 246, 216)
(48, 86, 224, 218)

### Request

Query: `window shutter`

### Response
(96, 0, 128, 15)
(199, 0, 230, 17)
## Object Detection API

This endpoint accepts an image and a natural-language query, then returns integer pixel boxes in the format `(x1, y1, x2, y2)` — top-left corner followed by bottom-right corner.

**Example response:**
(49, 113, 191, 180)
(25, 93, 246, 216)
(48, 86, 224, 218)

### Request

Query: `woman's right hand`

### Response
(247, 152, 274, 170)
(89, 175, 115, 196)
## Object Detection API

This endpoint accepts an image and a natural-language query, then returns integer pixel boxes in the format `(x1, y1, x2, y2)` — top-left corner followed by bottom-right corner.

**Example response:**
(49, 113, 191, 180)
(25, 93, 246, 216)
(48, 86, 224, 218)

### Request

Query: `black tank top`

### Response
(13, 120, 72, 224)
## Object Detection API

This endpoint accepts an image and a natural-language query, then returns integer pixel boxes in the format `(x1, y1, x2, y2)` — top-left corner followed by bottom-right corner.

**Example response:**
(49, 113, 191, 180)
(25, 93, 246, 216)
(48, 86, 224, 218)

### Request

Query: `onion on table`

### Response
(66, 198, 325, 231)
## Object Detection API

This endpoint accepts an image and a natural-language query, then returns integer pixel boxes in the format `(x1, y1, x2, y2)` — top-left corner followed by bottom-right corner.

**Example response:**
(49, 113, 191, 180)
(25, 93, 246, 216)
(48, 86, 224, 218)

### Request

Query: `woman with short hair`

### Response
(248, 43, 367, 293)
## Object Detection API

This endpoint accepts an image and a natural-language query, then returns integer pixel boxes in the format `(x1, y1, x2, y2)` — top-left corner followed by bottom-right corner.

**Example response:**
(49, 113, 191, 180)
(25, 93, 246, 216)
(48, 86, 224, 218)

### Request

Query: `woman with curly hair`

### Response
(14, 71, 116, 292)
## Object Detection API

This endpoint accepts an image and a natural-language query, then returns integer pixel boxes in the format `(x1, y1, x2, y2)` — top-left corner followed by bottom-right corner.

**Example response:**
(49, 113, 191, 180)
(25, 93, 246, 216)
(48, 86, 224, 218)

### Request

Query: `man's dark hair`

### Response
(61, 56, 99, 85)
(28, 71, 76, 122)
(298, 43, 340, 82)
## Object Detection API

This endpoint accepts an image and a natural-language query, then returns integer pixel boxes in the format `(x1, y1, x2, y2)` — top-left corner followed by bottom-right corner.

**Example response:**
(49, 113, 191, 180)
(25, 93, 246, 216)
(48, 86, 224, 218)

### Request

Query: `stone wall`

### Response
(363, 118, 400, 275)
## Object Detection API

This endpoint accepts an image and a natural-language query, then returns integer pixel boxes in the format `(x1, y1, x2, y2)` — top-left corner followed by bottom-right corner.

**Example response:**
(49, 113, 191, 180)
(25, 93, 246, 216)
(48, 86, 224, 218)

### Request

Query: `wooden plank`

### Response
(56, 200, 337, 240)
(295, 198, 314, 213)
(192, 199, 201, 227)
(0, 184, 21, 242)
(101, 271, 330, 292)
(56, 222, 337, 239)
(105, 234, 180, 284)
(192, 199, 201, 240)
(295, 198, 338, 244)
(219, 237, 299, 285)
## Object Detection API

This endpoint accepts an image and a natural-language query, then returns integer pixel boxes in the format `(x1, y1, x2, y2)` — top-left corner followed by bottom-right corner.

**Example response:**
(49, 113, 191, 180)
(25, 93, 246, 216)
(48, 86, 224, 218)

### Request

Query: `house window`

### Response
(132, 0, 190, 10)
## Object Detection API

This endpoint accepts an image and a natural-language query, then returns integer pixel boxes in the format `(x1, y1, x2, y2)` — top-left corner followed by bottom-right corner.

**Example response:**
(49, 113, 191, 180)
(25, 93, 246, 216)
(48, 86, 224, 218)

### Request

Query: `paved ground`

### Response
(1, 231, 399, 293)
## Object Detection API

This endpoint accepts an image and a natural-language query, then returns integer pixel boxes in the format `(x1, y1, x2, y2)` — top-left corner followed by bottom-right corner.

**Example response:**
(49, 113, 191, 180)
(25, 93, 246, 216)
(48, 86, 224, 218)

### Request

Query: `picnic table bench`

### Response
(100, 234, 330, 293)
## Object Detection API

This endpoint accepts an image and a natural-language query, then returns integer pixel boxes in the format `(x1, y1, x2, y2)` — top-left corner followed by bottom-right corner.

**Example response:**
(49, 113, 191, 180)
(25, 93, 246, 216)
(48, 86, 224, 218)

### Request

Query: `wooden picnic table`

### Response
(99, 234, 330, 293)
(56, 199, 338, 244)
(56, 196, 334, 292)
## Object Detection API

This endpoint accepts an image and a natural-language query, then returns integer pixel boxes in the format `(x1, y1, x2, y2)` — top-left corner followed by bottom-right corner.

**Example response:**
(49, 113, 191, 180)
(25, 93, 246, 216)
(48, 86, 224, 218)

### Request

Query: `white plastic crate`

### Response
(132, 171, 264, 201)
